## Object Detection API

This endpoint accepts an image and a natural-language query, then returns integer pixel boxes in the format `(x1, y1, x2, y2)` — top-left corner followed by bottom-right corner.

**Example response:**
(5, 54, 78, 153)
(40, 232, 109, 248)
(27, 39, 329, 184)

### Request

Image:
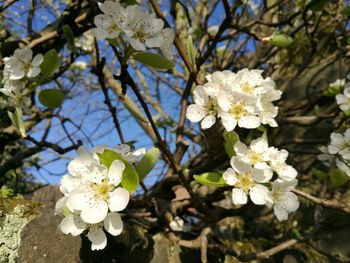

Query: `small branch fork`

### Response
(178, 226, 300, 262)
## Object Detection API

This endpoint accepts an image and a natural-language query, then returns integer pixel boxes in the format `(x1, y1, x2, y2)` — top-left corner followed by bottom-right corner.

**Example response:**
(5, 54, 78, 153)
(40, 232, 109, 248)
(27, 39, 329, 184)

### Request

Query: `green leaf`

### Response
(38, 89, 64, 109)
(312, 167, 327, 180)
(62, 25, 75, 51)
(99, 149, 139, 193)
(136, 147, 160, 180)
(223, 130, 239, 158)
(186, 36, 196, 68)
(324, 84, 342, 97)
(270, 34, 294, 47)
(40, 49, 61, 77)
(133, 52, 175, 69)
(309, 0, 328, 12)
(7, 108, 26, 137)
(330, 168, 349, 187)
(193, 172, 226, 187)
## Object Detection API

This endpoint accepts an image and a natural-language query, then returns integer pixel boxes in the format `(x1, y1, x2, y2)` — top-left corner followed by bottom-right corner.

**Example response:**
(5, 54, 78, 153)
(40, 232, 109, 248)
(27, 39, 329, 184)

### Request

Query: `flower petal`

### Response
(81, 199, 109, 224)
(59, 215, 86, 236)
(108, 160, 125, 186)
(88, 228, 107, 250)
(109, 187, 130, 212)
(186, 104, 207, 122)
(231, 188, 248, 205)
(249, 184, 268, 205)
(223, 168, 238, 186)
(201, 115, 216, 129)
(104, 212, 123, 236)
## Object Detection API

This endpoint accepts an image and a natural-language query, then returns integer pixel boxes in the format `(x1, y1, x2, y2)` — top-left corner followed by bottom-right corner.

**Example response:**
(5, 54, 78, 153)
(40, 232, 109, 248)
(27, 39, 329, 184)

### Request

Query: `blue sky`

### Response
(2, 0, 248, 190)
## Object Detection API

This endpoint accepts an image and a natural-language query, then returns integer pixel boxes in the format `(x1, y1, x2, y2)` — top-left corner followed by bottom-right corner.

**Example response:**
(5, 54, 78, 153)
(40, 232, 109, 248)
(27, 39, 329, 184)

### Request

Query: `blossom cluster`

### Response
(318, 128, 350, 177)
(223, 137, 299, 221)
(55, 144, 144, 250)
(186, 69, 282, 130)
(0, 46, 43, 111)
(93, 1, 175, 59)
(335, 74, 350, 113)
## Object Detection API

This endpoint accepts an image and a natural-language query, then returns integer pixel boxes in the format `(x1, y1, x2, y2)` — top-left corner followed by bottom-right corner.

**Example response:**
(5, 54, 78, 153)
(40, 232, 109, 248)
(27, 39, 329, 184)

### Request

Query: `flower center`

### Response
(207, 97, 217, 115)
(23, 62, 33, 73)
(92, 181, 113, 202)
(248, 150, 262, 165)
(133, 26, 150, 43)
(86, 222, 103, 231)
(108, 22, 119, 34)
(241, 82, 254, 94)
(235, 172, 255, 193)
(229, 102, 246, 119)
(272, 190, 282, 202)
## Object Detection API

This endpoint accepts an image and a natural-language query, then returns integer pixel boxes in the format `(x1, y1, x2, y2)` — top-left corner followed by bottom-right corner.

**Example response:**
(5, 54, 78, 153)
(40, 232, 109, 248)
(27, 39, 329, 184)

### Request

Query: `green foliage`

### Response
(193, 172, 226, 187)
(312, 167, 327, 180)
(270, 34, 294, 47)
(309, 0, 328, 12)
(330, 168, 349, 187)
(133, 52, 175, 69)
(136, 147, 160, 181)
(99, 149, 139, 193)
(186, 36, 196, 68)
(62, 25, 75, 51)
(323, 81, 343, 97)
(38, 89, 64, 109)
(223, 130, 239, 158)
(40, 49, 61, 77)
(7, 108, 26, 137)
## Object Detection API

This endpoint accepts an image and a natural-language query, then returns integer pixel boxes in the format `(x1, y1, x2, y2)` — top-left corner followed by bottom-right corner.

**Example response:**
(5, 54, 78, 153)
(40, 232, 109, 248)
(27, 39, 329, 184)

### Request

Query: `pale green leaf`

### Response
(134, 52, 175, 69)
(38, 89, 64, 109)
(193, 172, 226, 187)
(136, 147, 160, 180)
(40, 49, 61, 77)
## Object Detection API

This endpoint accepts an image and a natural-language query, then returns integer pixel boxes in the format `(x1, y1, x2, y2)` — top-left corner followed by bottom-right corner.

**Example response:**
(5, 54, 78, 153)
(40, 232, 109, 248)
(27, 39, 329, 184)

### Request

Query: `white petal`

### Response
(252, 165, 273, 183)
(60, 215, 86, 236)
(104, 212, 123, 236)
(81, 199, 109, 224)
(281, 192, 299, 212)
(231, 188, 248, 205)
(109, 187, 130, 212)
(249, 184, 268, 205)
(27, 67, 40, 78)
(88, 228, 107, 250)
(31, 54, 44, 66)
(231, 156, 251, 174)
(186, 104, 207, 122)
(234, 141, 248, 156)
(222, 168, 238, 185)
(220, 113, 237, 132)
(55, 196, 67, 215)
(108, 160, 125, 186)
(201, 115, 216, 129)
(278, 164, 297, 181)
(238, 115, 260, 129)
(274, 205, 288, 221)
(67, 187, 92, 211)
(92, 27, 108, 40)
(250, 138, 268, 153)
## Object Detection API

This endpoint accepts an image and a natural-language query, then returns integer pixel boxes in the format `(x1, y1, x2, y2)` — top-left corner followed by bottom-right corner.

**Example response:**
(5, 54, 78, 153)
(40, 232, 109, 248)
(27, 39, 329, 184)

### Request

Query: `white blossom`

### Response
(60, 212, 123, 250)
(67, 159, 129, 224)
(93, 1, 125, 40)
(223, 157, 269, 205)
(186, 69, 282, 131)
(336, 87, 350, 112)
(234, 138, 273, 181)
(3, 46, 43, 80)
(218, 90, 260, 131)
(56, 145, 132, 250)
(123, 5, 164, 51)
(157, 28, 175, 59)
(328, 129, 350, 160)
(266, 179, 299, 221)
(186, 84, 220, 129)
(267, 147, 297, 181)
